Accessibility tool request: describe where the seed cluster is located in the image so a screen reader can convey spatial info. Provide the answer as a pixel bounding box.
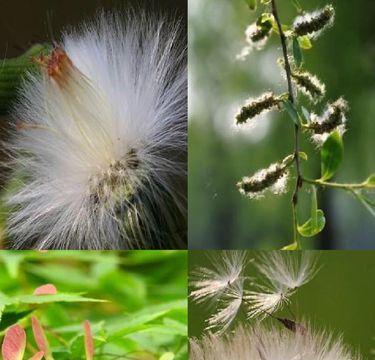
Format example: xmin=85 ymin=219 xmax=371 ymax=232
xmin=246 ymin=21 xmax=272 ymax=44
xmin=88 ymin=148 xmax=140 ymax=204
xmin=291 ymin=70 xmax=326 ymax=102
xmin=293 ymin=5 xmax=335 ymax=38
xmin=237 ymin=162 xmax=288 ymax=198
xmin=309 ymin=97 xmax=348 ymax=134
xmin=235 ymin=92 xmax=280 ymax=124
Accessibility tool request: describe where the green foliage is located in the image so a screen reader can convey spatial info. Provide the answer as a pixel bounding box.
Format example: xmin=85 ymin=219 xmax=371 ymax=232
xmin=0 ymin=251 xmax=187 ymax=359
xmin=320 ymin=130 xmax=344 ymax=181
xmin=0 ymin=44 xmax=51 ymax=114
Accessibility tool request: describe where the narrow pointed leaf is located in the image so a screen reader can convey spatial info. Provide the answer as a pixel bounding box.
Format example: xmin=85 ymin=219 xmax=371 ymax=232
xmin=83 ymin=320 xmax=94 ymax=360
xmin=298 ymin=35 xmax=312 ymax=50
xmin=282 ymin=242 xmax=298 ymax=250
xmin=283 ymin=99 xmax=300 ymax=125
xmin=244 ymin=0 xmax=257 ymax=10
xmin=293 ymin=37 xmax=303 ymax=67
xmin=1 ymin=324 xmax=26 ymax=360
xmin=31 ymin=316 xmax=52 ymax=360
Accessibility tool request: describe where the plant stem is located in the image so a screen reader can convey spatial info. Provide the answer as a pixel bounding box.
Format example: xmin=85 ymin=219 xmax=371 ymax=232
xmin=302 ymin=177 xmax=371 ymax=190
xmin=271 ymin=0 xmax=302 ymax=248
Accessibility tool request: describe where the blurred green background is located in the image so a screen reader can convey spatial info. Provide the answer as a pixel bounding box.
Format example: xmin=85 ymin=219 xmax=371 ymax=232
xmin=189 ymin=250 xmax=375 ymax=358
xmin=0 ymin=250 xmax=187 ymax=359
xmin=189 ymin=0 xmax=375 ymax=249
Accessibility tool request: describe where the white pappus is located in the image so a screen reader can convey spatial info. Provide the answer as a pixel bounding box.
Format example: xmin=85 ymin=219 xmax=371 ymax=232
xmin=5 ymin=11 xmax=187 ymax=249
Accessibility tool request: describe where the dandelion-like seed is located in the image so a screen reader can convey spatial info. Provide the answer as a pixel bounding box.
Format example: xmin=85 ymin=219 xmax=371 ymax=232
xmin=309 ymin=97 xmax=348 ymax=145
xmin=205 ymin=279 xmax=244 ymax=334
xmin=190 ymin=324 xmax=361 ymax=360
xmin=293 ymin=5 xmax=335 ymax=39
xmin=246 ymin=252 xmax=318 ymax=318
xmin=235 ymin=92 xmax=281 ymax=125
xmin=6 ymin=12 xmax=187 ymax=249
xmin=237 ymin=162 xmax=289 ymax=199
xmin=190 ymin=251 xmax=248 ymax=303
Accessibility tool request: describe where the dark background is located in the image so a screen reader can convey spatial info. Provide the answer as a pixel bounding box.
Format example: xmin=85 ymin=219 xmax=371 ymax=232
xmin=0 ymin=0 xmax=186 ymax=57
xmin=189 ymin=0 xmax=375 ymax=249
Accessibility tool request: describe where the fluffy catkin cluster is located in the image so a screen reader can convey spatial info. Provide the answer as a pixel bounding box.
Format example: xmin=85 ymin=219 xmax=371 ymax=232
xmin=190 ymin=324 xmax=361 ymax=360
xmin=308 ymin=97 xmax=348 ymax=145
xmin=235 ymin=92 xmax=280 ymax=125
xmin=291 ymin=69 xmax=326 ymax=102
xmin=293 ymin=5 xmax=335 ymax=39
xmin=6 ymin=12 xmax=187 ymax=249
xmin=237 ymin=161 xmax=289 ymax=199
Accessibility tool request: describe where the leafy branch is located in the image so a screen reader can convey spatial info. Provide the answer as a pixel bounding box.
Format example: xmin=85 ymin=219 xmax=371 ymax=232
xmin=236 ymin=0 xmax=374 ymax=249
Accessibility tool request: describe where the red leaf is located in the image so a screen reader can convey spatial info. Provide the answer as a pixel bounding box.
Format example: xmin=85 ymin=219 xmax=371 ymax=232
xmin=33 ymin=284 xmax=57 ymax=296
xmin=31 ymin=317 xmax=51 ymax=359
xmin=1 ymin=324 xmax=26 ymax=360
xmin=83 ymin=320 xmax=94 ymax=360
xmin=28 ymin=351 xmax=44 ymax=360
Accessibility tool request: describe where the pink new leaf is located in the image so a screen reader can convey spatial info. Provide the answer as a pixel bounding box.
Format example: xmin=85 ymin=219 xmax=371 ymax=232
xmin=1 ymin=324 xmax=26 ymax=360
xmin=83 ymin=320 xmax=94 ymax=360
xmin=31 ymin=317 xmax=52 ymax=360
xmin=33 ymin=284 xmax=57 ymax=296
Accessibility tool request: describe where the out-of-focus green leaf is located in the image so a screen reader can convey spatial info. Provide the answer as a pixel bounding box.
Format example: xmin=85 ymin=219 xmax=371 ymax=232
xmin=293 ymin=37 xmax=303 ymax=67
xmin=320 ymin=130 xmax=344 ymax=181
xmin=283 ymin=99 xmax=300 ymax=125
xmin=281 ymin=242 xmax=298 ymax=250
xmin=244 ymin=0 xmax=257 ymax=10
xmin=298 ymin=35 xmax=312 ymax=49
xmin=0 ymin=310 xmax=33 ymax=331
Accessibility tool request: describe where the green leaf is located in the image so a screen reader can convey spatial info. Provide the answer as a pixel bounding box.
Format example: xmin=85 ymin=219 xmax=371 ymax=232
xmin=283 ymin=100 xmax=300 ymax=125
xmin=292 ymin=37 xmax=303 ymax=67
xmin=0 ymin=310 xmax=33 ymax=332
xmin=365 ymin=173 xmax=375 ymax=187
xmin=301 ymin=106 xmax=310 ymax=123
xmin=160 ymin=353 xmax=175 ymax=360
xmin=282 ymin=242 xmax=298 ymax=250
xmin=4 ymin=293 xmax=106 ymax=306
xmin=298 ymin=152 xmax=308 ymax=161
xmin=244 ymin=0 xmax=257 ymax=10
xmin=298 ymin=35 xmax=312 ymax=50
xmin=298 ymin=209 xmax=326 ymax=237
xmin=320 ymin=130 xmax=344 ymax=181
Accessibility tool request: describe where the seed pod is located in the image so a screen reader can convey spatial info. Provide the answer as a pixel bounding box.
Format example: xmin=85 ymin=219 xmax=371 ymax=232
xmin=293 ymin=5 xmax=335 ymax=39
xmin=235 ymin=92 xmax=281 ymax=125
xmin=237 ymin=162 xmax=289 ymax=199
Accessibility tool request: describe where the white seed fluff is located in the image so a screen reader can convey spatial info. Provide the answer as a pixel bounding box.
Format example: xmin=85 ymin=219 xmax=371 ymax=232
xmin=190 ymin=324 xmax=361 ymax=360
xmin=6 ymin=12 xmax=187 ymax=249
xmin=190 ymin=251 xmax=249 ymax=304
xmin=246 ymin=252 xmax=318 ymax=318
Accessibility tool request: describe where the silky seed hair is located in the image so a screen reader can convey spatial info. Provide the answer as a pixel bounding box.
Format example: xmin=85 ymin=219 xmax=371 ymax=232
xmin=293 ymin=5 xmax=335 ymax=39
xmin=235 ymin=92 xmax=281 ymax=125
xmin=5 ymin=11 xmax=187 ymax=250
xmin=237 ymin=161 xmax=289 ymax=199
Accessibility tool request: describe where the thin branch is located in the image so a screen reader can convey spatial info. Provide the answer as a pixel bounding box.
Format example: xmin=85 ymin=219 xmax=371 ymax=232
xmin=302 ymin=177 xmax=372 ymax=190
xmin=271 ymin=0 xmax=302 ymax=248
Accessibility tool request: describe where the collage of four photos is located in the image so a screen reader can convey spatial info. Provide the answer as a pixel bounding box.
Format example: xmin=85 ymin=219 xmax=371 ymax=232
xmin=0 ymin=0 xmax=374 ymax=358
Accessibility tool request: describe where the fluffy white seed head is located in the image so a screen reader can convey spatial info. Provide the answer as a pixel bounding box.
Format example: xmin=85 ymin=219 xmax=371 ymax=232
xmin=190 ymin=251 xmax=249 ymax=304
xmin=245 ymin=252 xmax=319 ymax=318
xmin=5 ymin=11 xmax=187 ymax=249
xmin=190 ymin=324 xmax=361 ymax=360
